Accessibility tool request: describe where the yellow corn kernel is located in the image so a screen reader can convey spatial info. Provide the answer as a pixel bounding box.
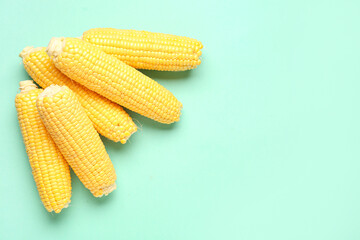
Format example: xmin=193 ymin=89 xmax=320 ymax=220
xmin=36 ymin=85 xmax=117 ymax=197
xmin=15 ymin=80 xmax=71 ymax=213
xmin=19 ymin=47 xmax=137 ymax=144
xmin=82 ymin=28 xmax=203 ymax=71
xmin=47 ymin=37 xmax=182 ymax=124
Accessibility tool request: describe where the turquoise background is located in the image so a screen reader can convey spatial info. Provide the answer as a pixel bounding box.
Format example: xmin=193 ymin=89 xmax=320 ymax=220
xmin=1 ymin=0 xmax=360 ymax=239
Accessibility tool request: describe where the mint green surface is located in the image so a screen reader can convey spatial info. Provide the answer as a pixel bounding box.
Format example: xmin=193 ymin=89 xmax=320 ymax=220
xmin=1 ymin=0 xmax=360 ymax=239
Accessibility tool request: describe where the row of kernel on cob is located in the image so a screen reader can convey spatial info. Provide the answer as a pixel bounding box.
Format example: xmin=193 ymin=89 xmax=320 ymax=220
xmin=16 ymin=28 xmax=203 ymax=213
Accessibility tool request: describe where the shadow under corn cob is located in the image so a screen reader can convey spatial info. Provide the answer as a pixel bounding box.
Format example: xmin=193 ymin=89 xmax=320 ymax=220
xmin=15 ymin=80 xmax=71 ymax=213
xmin=46 ymin=37 xmax=182 ymax=124
xmin=20 ymin=47 xmax=137 ymax=144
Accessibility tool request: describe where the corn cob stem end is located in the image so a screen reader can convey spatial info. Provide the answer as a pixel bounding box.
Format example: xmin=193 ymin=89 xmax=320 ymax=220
xmin=38 ymin=84 xmax=65 ymax=99
xmin=19 ymin=46 xmax=45 ymax=59
xmin=47 ymin=37 xmax=65 ymax=58
xmin=19 ymin=80 xmax=37 ymax=93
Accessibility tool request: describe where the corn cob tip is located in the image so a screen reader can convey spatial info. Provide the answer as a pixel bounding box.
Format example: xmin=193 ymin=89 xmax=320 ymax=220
xmin=19 ymin=46 xmax=45 ymax=59
xmin=38 ymin=84 xmax=65 ymax=99
xmin=100 ymin=183 xmax=116 ymax=197
xmin=54 ymin=200 xmax=70 ymax=213
xmin=46 ymin=37 xmax=65 ymax=58
xmin=19 ymin=80 xmax=37 ymax=93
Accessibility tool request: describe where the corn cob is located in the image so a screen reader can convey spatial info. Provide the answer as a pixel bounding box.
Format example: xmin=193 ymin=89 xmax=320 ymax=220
xmin=15 ymin=80 xmax=71 ymax=213
xmin=19 ymin=47 xmax=137 ymax=144
xmin=82 ymin=28 xmax=203 ymax=71
xmin=46 ymin=37 xmax=182 ymax=124
xmin=36 ymin=85 xmax=117 ymax=197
